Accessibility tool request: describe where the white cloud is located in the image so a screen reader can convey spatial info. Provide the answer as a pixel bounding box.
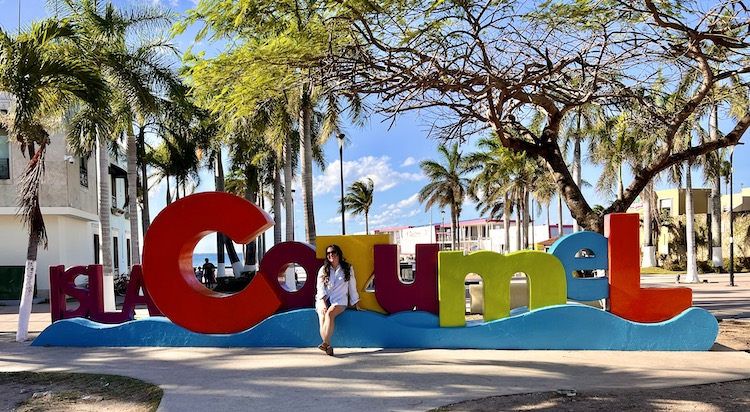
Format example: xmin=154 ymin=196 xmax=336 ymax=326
xmin=368 ymin=193 xmax=423 ymax=229
xmin=400 ymin=156 xmax=417 ymax=167
xmin=314 ymin=155 xmax=423 ymax=195
xmin=323 ymin=192 xmax=425 ymax=231
xmin=150 ymin=0 xmax=181 ymax=7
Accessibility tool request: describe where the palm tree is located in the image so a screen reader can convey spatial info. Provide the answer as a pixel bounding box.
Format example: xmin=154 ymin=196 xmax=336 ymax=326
xmin=702 ymin=80 xmax=748 ymax=267
xmin=341 ymin=178 xmax=375 ymax=234
xmin=467 ymin=134 xmax=547 ymax=251
xmin=55 ymin=0 xmax=180 ymax=305
xmin=558 ymin=104 xmax=603 ymax=233
xmin=419 ymin=143 xmax=473 ymax=251
xmin=146 ymin=118 xmax=203 ymax=204
xmin=225 ymin=116 xmax=282 ymax=273
xmin=178 ymin=0 xmax=367 ymax=247
xmin=532 ymin=173 xmax=557 ymax=240
xmin=0 ymin=19 xmax=108 ymax=341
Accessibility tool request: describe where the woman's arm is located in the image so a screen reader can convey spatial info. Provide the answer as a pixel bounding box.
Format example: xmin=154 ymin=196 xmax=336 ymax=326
xmin=315 ymin=266 xmax=327 ymax=302
xmin=348 ymin=266 xmax=361 ymax=308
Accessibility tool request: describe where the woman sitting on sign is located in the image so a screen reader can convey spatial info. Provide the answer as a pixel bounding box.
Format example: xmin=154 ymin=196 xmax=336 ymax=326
xmin=315 ymin=244 xmax=361 ymax=356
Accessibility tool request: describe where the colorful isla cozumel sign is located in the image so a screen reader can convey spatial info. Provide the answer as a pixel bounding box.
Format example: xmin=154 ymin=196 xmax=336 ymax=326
xmin=34 ymin=192 xmax=718 ymax=350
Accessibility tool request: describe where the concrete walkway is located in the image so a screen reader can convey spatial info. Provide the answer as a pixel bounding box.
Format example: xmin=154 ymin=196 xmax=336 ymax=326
xmin=1 ymin=272 xmax=749 ymax=412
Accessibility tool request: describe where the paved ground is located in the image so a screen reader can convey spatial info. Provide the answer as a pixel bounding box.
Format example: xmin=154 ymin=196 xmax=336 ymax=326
xmin=1 ymin=272 xmax=749 ymax=412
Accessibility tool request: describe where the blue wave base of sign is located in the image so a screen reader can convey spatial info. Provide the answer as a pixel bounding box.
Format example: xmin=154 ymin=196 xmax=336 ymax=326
xmin=32 ymin=304 xmax=718 ymax=351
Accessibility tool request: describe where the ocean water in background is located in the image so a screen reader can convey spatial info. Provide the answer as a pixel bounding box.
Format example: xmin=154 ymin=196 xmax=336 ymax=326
xmin=192 ymin=252 xmax=244 ymax=270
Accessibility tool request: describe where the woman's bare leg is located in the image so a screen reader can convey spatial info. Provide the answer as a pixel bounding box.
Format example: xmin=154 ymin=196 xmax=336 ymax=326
xmin=315 ymin=302 xmax=327 ymax=342
xmin=321 ymin=305 xmax=345 ymax=346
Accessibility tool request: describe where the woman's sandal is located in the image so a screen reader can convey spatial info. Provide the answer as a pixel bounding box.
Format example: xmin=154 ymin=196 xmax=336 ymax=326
xmin=317 ymin=342 xmax=329 ymax=352
xmin=325 ymin=345 xmax=334 ymax=356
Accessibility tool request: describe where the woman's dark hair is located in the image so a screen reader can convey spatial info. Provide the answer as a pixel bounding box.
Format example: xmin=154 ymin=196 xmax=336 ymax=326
xmin=323 ymin=244 xmax=351 ymax=284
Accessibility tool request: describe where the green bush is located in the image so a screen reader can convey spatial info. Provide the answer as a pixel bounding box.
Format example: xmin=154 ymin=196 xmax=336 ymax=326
xmin=696 ymin=260 xmax=722 ymax=274
xmin=663 ymin=258 xmax=686 ymax=272
xmin=722 ymin=257 xmax=750 ymax=272
xmin=739 ymin=257 xmax=750 ymax=272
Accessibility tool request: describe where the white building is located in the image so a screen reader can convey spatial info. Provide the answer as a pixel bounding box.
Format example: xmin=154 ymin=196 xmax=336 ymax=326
xmin=375 ymin=218 xmax=573 ymax=260
xmin=0 ymin=93 xmax=132 ymax=300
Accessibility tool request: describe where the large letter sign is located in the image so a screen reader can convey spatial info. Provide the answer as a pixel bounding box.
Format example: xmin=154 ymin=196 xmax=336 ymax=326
xmin=438 ymin=250 xmax=567 ymax=327
xmin=142 ymin=192 xmax=281 ymax=334
xmin=606 ymin=213 xmax=691 ymax=322
xmin=35 ymin=192 xmax=720 ymax=351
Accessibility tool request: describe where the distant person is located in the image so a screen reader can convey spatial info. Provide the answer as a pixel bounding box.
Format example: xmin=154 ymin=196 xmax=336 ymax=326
xmin=194 ymin=267 xmax=203 ymax=284
xmin=202 ymin=258 xmax=217 ymax=289
xmin=315 ymin=244 xmax=361 ymax=356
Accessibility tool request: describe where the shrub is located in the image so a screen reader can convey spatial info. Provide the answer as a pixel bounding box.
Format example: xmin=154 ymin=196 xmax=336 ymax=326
xmin=663 ymin=258 xmax=686 ymax=272
xmin=696 ymin=260 xmax=716 ymax=274
xmin=739 ymin=257 xmax=750 ymax=272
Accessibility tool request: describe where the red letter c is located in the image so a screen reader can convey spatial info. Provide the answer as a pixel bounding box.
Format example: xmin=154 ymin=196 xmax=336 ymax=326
xmin=142 ymin=192 xmax=280 ymax=334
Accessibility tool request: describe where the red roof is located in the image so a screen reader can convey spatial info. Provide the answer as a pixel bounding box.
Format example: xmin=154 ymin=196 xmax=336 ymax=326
xmin=537 ymin=236 xmax=561 ymax=246
xmin=374 ymin=225 xmax=413 ymax=233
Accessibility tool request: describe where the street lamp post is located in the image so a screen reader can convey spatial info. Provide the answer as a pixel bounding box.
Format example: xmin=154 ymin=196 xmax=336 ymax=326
xmin=729 ymin=146 xmax=736 ymax=286
xmin=337 ymin=133 xmax=346 ymax=235
xmin=290 ymin=189 xmax=295 ymax=241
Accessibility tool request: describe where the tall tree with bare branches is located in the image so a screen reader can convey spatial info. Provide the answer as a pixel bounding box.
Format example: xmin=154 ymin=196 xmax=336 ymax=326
xmin=333 ymin=0 xmax=750 ymax=232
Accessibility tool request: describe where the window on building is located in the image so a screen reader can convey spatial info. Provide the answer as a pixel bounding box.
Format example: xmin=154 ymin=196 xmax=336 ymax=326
xmin=79 ymin=157 xmax=88 ymax=187
xmin=659 ymin=198 xmax=672 ymax=218
xmin=113 ymin=236 xmax=119 ymax=274
xmin=0 ymin=127 xmax=9 ymax=180
xmin=109 ymin=165 xmax=127 ymax=212
xmin=93 ymin=234 xmax=100 ymax=264
xmin=126 ymin=238 xmax=131 ymax=268
xmin=111 ymin=173 xmax=118 ymax=208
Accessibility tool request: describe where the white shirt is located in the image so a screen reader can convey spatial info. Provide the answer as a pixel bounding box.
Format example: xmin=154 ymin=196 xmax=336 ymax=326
xmin=315 ymin=264 xmax=360 ymax=307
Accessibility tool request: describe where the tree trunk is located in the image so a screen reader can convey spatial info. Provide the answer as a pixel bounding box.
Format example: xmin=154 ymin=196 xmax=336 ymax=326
xmin=546 ymin=202 xmax=551 ymax=239
xmin=215 ymin=149 xmax=226 ymax=278
xmin=224 ymin=236 xmax=244 ymax=276
xmin=685 ymin=163 xmax=700 ymax=283
xmin=97 ymin=137 xmax=115 ymax=311
xmin=257 ymin=186 xmax=266 ymax=264
xmin=521 ymin=189 xmax=529 ymax=249
xmin=175 ymin=176 xmax=181 ymax=200
xmin=641 ymin=181 xmax=657 ymax=267
xmin=273 ymin=166 xmax=283 ymax=245
xmin=138 ymin=121 xmax=150 ymax=234
xmin=165 ymin=175 xmax=172 ymax=205
xmin=16 ymin=142 xmax=45 ymax=341
xmin=126 ymin=123 xmax=140 ymax=266
xmin=527 ymin=192 xmax=534 ymax=248
xmin=572 ymin=113 xmax=582 ymax=233
xmin=300 ymin=84 xmax=317 ymax=246
xmin=515 ymin=198 xmax=522 ymax=252
xmin=709 ymin=104 xmax=723 ymax=267
xmin=451 ymin=204 xmax=458 ymax=250
xmin=503 ymin=192 xmax=511 ymax=253
xmin=557 ymin=191 xmax=564 ymax=238
xmin=243 ymin=164 xmax=258 ymax=273
xmin=365 ymin=211 xmax=369 ymax=235
xmin=16 ymin=231 xmax=39 ymax=342
xmin=284 ymin=140 xmax=294 ymax=242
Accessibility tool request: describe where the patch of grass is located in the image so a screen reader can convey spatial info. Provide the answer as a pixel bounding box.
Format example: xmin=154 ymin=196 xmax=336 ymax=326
xmin=0 ymin=371 xmax=162 ymax=412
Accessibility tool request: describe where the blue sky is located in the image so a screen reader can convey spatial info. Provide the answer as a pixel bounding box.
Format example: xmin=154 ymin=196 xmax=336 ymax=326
xmin=3 ymin=0 xmax=749 ymax=253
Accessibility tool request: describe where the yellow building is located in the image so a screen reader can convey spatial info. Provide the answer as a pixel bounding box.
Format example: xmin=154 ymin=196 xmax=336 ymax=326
xmin=628 ymin=187 xmax=750 ymax=267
